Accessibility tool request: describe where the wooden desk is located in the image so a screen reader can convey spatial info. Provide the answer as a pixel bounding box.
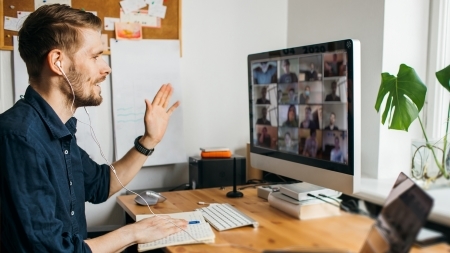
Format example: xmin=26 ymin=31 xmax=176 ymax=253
xmin=116 ymin=187 xmax=449 ymax=253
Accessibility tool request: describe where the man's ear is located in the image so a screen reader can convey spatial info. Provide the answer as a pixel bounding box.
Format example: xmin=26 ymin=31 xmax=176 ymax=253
xmin=47 ymin=49 xmax=64 ymax=75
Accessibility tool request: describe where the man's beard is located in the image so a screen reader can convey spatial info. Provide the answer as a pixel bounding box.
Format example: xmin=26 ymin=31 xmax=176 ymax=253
xmin=62 ymin=66 xmax=103 ymax=108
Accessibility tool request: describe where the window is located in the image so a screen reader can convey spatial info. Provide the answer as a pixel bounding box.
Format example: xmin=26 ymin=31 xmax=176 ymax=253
xmin=425 ymin=0 xmax=450 ymax=139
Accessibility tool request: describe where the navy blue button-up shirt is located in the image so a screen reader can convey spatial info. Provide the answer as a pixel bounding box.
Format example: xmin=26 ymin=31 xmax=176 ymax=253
xmin=0 ymin=86 xmax=111 ymax=252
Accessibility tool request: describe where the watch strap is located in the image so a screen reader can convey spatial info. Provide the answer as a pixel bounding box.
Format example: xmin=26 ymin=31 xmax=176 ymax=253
xmin=134 ymin=136 xmax=154 ymax=156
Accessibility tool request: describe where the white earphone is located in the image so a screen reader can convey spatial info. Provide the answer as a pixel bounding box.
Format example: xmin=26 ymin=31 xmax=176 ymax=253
xmin=55 ymin=61 xmax=65 ymax=75
xmin=55 ymin=60 xmax=75 ymax=114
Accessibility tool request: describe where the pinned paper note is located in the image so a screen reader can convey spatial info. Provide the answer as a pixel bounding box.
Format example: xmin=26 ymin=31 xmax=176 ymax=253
xmin=120 ymin=0 xmax=147 ymax=14
xmin=17 ymin=11 xmax=32 ymax=19
xmin=115 ymin=22 xmax=142 ymax=40
xmin=148 ymin=4 xmax=167 ymax=19
xmin=17 ymin=11 xmax=32 ymax=30
xmin=4 ymin=16 xmax=20 ymax=31
xmin=145 ymin=0 xmax=163 ymax=5
xmin=120 ymin=9 xmax=160 ymax=28
xmin=104 ymin=17 xmax=120 ymax=31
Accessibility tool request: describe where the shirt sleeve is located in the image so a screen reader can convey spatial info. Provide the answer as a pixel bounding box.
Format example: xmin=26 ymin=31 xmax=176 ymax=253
xmin=0 ymin=134 xmax=92 ymax=253
xmin=79 ymin=147 xmax=111 ymax=204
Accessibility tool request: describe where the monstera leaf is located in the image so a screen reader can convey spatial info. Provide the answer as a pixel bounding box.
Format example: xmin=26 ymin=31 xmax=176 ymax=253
xmin=375 ymin=64 xmax=427 ymax=131
xmin=436 ymin=64 xmax=450 ymax=92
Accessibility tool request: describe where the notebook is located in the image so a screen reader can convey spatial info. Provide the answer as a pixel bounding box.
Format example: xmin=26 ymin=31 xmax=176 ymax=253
xmin=136 ymin=211 xmax=215 ymax=252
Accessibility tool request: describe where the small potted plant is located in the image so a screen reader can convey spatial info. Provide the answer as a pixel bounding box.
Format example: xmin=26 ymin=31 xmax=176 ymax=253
xmin=375 ymin=64 xmax=450 ymax=185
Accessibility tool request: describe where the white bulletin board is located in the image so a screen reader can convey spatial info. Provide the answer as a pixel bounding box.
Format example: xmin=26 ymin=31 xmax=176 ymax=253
xmin=110 ymin=39 xmax=185 ymax=167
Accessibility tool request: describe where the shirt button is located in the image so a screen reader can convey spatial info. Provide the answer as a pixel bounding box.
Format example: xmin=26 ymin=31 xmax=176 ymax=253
xmin=71 ymin=211 xmax=74 ymax=216
xmin=64 ymin=150 xmax=69 ymax=155
xmin=69 ymin=181 xmax=72 ymax=186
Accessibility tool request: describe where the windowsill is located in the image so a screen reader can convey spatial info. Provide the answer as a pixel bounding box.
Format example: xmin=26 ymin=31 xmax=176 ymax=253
xmin=352 ymin=177 xmax=450 ymax=227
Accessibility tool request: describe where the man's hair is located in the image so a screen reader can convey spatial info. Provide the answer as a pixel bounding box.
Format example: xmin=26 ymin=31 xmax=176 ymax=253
xmin=283 ymin=59 xmax=290 ymax=65
xmin=18 ymin=4 xmax=102 ymax=81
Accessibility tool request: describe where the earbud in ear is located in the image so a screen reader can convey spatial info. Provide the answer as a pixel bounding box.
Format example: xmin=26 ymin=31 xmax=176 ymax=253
xmin=55 ymin=61 xmax=61 ymax=68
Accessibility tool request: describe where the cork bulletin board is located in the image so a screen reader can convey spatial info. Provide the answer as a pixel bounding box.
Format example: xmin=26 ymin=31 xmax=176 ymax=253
xmin=0 ymin=0 xmax=181 ymax=53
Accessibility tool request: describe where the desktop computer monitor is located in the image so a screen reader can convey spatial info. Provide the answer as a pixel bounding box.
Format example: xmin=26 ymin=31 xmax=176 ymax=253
xmin=248 ymin=39 xmax=361 ymax=194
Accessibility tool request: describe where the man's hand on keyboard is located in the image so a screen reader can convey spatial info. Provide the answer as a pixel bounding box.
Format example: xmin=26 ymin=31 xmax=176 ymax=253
xmin=132 ymin=215 xmax=188 ymax=244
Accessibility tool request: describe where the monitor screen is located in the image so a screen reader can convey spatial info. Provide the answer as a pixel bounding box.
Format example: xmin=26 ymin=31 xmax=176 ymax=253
xmin=248 ymin=39 xmax=361 ymax=194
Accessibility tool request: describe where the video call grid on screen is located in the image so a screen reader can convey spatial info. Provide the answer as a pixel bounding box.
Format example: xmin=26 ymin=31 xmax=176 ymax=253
xmin=249 ymin=40 xmax=355 ymax=173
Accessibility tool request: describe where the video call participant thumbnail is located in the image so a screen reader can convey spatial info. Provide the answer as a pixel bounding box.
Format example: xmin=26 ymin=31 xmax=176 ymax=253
xmin=256 ymin=86 xmax=271 ymax=104
xmin=281 ymin=105 xmax=299 ymax=128
xmin=256 ymin=126 xmax=277 ymax=149
xmin=256 ymin=107 xmax=271 ymax=125
xmin=279 ymin=59 xmax=298 ymax=83
xmin=253 ymin=61 xmax=277 ymax=84
xmin=324 ymin=81 xmax=341 ymax=102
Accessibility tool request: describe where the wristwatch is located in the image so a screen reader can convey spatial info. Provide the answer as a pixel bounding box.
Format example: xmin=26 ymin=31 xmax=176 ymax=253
xmin=134 ymin=136 xmax=154 ymax=156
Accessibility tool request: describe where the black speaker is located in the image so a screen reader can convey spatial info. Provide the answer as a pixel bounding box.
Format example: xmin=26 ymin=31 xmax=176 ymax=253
xmin=189 ymin=155 xmax=246 ymax=189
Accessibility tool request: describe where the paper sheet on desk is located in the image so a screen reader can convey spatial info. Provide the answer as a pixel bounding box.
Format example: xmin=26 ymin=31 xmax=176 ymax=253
xmin=136 ymin=211 xmax=215 ymax=251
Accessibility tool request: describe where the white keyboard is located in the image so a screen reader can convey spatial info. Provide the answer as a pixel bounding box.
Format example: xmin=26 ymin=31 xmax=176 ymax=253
xmin=196 ymin=203 xmax=259 ymax=231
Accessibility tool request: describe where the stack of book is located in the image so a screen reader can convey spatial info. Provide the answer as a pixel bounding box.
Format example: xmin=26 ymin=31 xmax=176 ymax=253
xmin=268 ymin=182 xmax=341 ymax=220
xmin=200 ymin=147 xmax=232 ymax=158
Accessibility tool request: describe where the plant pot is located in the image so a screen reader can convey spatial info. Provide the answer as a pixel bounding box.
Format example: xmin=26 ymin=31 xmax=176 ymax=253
xmin=411 ymin=139 xmax=450 ymax=189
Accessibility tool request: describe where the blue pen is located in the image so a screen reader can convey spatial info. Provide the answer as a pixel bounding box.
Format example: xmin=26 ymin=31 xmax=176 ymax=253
xmin=188 ymin=220 xmax=200 ymax=224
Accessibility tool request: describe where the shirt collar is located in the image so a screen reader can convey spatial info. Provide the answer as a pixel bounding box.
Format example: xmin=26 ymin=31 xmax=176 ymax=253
xmin=24 ymin=86 xmax=77 ymax=139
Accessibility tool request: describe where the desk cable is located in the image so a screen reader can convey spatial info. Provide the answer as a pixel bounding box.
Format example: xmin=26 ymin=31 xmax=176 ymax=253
xmin=307 ymin=193 xmax=372 ymax=218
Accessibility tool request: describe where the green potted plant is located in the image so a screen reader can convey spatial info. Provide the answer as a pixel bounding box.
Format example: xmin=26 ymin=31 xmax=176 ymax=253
xmin=375 ymin=64 xmax=450 ymax=183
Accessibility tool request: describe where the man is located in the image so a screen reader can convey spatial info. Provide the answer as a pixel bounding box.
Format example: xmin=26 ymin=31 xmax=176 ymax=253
xmin=324 ymin=112 xmax=339 ymax=130
xmin=300 ymin=106 xmax=317 ymax=129
xmin=279 ymin=59 xmax=298 ymax=83
xmin=303 ymin=129 xmax=317 ymax=158
xmin=325 ymin=53 xmax=340 ymax=77
xmin=253 ymin=61 xmax=277 ymax=84
xmin=256 ymin=86 xmax=271 ymax=104
xmin=287 ymin=88 xmax=298 ymax=104
xmin=257 ymin=127 xmax=272 ymax=148
xmin=256 ymin=107 xmax=271 ymax=125
xmin=305 ymin=63 xmax=318 ymax=81
xmin=330 ymin=136 xmax=344 ymax=163
xmin=0 ymin=4 xmax=187 ymax=252
xmin=299 ymin=85 xmax=310 ymax=104
xmin=324 ymin=81 xmax=341 ymax=102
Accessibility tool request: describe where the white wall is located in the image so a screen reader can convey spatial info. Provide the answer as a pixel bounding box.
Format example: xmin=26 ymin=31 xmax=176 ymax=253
xmin=0 ymin=0 xmax=288 ymax=228
xmin=287 ymin=0 xmax=429 ymax=179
